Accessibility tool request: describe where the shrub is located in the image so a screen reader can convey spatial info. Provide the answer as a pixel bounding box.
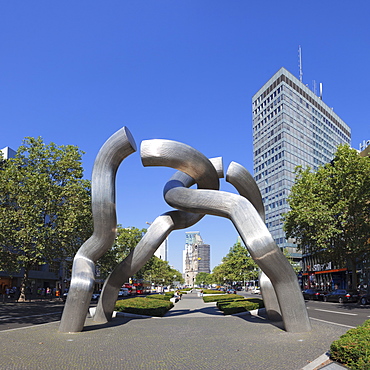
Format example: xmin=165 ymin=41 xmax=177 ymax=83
xmin=146 ymin=294 xmax=167 ymax=301
xmin=146 ymin=293 xmax=173 ymax=301
xmin=114 ymin=297 xmax=173 ymax=317
xmin=216 ymin=299 xmax=247 ymax=309
xmin=330 ymin=319 xmax=370 ymax=369
xmin=201 ymin=289 xmax=224 ymax=294
xmin=203 ymin=294 xmax=240 ymax=303
xmin=219 ymin=299 xmax=263 ymax=315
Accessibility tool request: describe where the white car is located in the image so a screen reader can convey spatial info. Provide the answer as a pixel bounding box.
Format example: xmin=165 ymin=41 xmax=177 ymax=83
xmin=251 ymin=287 xmax=261 ymax=294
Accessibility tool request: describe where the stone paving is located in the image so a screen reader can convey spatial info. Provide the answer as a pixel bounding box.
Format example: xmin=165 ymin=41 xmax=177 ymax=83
xmin=0 ymin=291 xmax=349 ymax=369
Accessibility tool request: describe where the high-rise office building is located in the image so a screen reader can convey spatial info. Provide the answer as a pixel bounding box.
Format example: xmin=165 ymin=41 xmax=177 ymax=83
xmin=1 ymin=147 xmax=16 ymax=159
xmin=183 ymin=231 xmax=210 ymax=286
xmin=252 ymin=67 xmax=351 ymax=260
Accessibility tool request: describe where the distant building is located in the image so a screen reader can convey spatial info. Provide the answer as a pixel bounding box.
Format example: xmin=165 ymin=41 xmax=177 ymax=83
xmin=252 ymin=67 xmax=351 ymax=288
xmin=1 ymin=146 xmax=16 ymax=159
xmin=183 ymin=231 xmax=210 ymax=286
xmin=154 ymin=238 xmax=168 ymax=261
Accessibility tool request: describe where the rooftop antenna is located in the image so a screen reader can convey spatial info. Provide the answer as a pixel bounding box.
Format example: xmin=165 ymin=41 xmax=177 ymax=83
xmin=319 ymin=83 xmax=323 ymax=100
xmin=312 ymin=80 xmax=317 ymax=95
xmin=298 ymin=45 xmax=303 ymax=82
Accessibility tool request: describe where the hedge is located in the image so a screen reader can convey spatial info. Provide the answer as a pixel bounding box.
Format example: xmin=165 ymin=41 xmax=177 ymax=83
xmin=114 ymin=297 xmax=173 ymax=317
xmin=146 ymin=292 xmax=174 ymax=301
xmin=217 ymin=298 xmax=264 ymax=315
xmin=330 ymin=319 xmax=370 ymax=369
xmin=202 ymin=294 xmax=241 ymax=303
xmin=201 ymin=289 xmax=225 ymax=295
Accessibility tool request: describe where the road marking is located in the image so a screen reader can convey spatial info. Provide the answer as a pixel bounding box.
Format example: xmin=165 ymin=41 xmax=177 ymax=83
xmin=0 ymin=312 xmax=62 ymax=321
xmin=310 ymin=317 xmax=355 ymax=329
xmin=314 ymin=308 xmax=358 ymax=316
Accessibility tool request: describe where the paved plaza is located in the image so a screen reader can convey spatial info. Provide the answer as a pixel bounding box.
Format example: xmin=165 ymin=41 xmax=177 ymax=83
xmin=0 ymin=292 xmax=349 ymax=369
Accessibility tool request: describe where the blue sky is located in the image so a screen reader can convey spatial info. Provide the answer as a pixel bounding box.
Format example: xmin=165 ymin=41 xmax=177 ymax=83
xmin=1 ymin=2 xmax=369 ymax=272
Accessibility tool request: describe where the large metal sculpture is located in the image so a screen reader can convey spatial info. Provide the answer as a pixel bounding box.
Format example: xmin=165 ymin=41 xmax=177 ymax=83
xmin=59 ymin=127 xmax=311 ymax=334
xmin=93 ymin=146 xmax=224 ymax=323
xmin=59 ymin=127 xmax=136 ymax=333
xmin=142 ymin=140 xmax=311 ymax=333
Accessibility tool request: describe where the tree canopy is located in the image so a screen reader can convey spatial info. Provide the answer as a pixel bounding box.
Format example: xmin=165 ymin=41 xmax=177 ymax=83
xmin=139 ymin=256 xmax=184 ymax=286
xmin=97 ymin=225 xmax=184 ymax=286
xmin=0 ymin=137 xmax=93 ymax=299
xmin=195 ymin=272 xmax=213 ymax=286
xmin=284 ymin=144 xmax=370 ymax=288
xmin=211 ymin=240 xmax=259 ymax=285
xmin=97 ymin=226 xmax=146 ymax=277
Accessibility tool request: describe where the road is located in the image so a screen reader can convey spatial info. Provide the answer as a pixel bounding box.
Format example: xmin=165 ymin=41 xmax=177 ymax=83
xmin=242 ymin=290 xmax=370 ymax=329
xmin=0 ymin=293 xmax=369 ymax=332
xmin=306 ymin=299 xmax=370 ymax=328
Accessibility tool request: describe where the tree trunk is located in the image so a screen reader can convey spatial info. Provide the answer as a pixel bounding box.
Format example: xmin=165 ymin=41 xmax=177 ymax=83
xmin=18 ymin=268 xmax=29 ymax=302
xmin=349 ymin=257 xmax=358 ymax=291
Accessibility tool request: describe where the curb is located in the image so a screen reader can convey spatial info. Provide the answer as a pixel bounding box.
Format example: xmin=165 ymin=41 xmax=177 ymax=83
xmin=301 ymin=352 xmax=330 ymax=370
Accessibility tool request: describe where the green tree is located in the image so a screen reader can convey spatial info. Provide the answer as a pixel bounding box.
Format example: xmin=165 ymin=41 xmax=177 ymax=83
xmin=284 ymin=144 xmax=370 ymax=289
xmin=211 ymin=241 xmax=259 ymax=286
xmin=0 ymin=137 xmax=93 ymax=300
xmin=195 ymin=272 xmax=212 ymax=286
xmin=97 ymin=226 xmax=146 ymax=277
xmin=140 ymin=256 xmax=183 ymax=286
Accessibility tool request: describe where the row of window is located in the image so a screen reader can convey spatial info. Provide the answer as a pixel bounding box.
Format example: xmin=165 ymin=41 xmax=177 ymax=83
xmin=253 ymin=86 xmax=283 ymax=111
xmin=254 ymin=78 xmax=350 ymax=143
xmin=255 ymin=151 xmax=284 ymax=173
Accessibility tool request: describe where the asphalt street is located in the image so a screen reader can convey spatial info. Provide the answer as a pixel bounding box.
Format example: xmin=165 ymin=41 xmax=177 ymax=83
xmin=0 ymin=291 xmax=362 ymax=369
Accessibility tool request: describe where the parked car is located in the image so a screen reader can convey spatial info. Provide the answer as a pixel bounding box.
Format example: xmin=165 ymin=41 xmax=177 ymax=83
xmin=63 ymin=291 xmax=100 ymax=302
xmin=302 ymin=289 xmax=317 ymax=300
xmin=118 ymin=288 xmax=130 ymax=297
xmin=315 ymin=290 xmax=330 ymax=301
xmin=323 ymin=289 xmax=360 ymax=303
xmin=359 ymin=293 xmax=370 ymax=305
xmin=227 ymin=288 xmax=236 ymax=294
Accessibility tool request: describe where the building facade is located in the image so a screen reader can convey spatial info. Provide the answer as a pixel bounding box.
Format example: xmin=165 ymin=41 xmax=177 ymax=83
xmin=154 ymin=238 xmax=168 ymax=261
xmin=183 ymin=231 xmax=210 ymax=286
xmin=252 ymin=67 xmax=351 ymax=286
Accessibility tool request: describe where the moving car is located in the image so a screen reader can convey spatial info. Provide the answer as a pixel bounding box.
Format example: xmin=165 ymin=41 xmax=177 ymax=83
xmin=323 ymin=289 xmax=359 ymax=303
xmin=251 ymin=287 xmax=261 ymax=294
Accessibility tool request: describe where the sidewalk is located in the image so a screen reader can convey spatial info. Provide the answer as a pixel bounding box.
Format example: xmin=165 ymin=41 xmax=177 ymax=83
xmin=0 ymin=291 xmax=349 ymax=369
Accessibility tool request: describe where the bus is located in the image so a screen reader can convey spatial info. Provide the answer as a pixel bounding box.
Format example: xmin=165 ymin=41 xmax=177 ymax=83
xmin=123 ymin=281 xmax=151 ymax=295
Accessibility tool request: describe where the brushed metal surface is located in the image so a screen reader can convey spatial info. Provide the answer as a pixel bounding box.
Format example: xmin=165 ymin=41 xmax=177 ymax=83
xmin=226 ymin=161 xmax=282 ymax=321
xmin=59 ymin=127 xmax=136 ymax=333
xmin=163 ymin=184 xmax=311 ymax=332
xmin=93 ymin=140 xmax=223 ymax=323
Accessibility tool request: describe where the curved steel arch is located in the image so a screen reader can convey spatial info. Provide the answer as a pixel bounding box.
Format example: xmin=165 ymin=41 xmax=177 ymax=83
xmin=59 ymin=127 xmax=136 ymax=333
xmin=58 ymin=129 xmax=310 ymax=334
xmin=93 ymin=145 xmax=223 ymax=324
xmin=142 ymin=159 xmax=311 ymax=333
xmin=226 ymin=161 xmax=282 ymax=321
